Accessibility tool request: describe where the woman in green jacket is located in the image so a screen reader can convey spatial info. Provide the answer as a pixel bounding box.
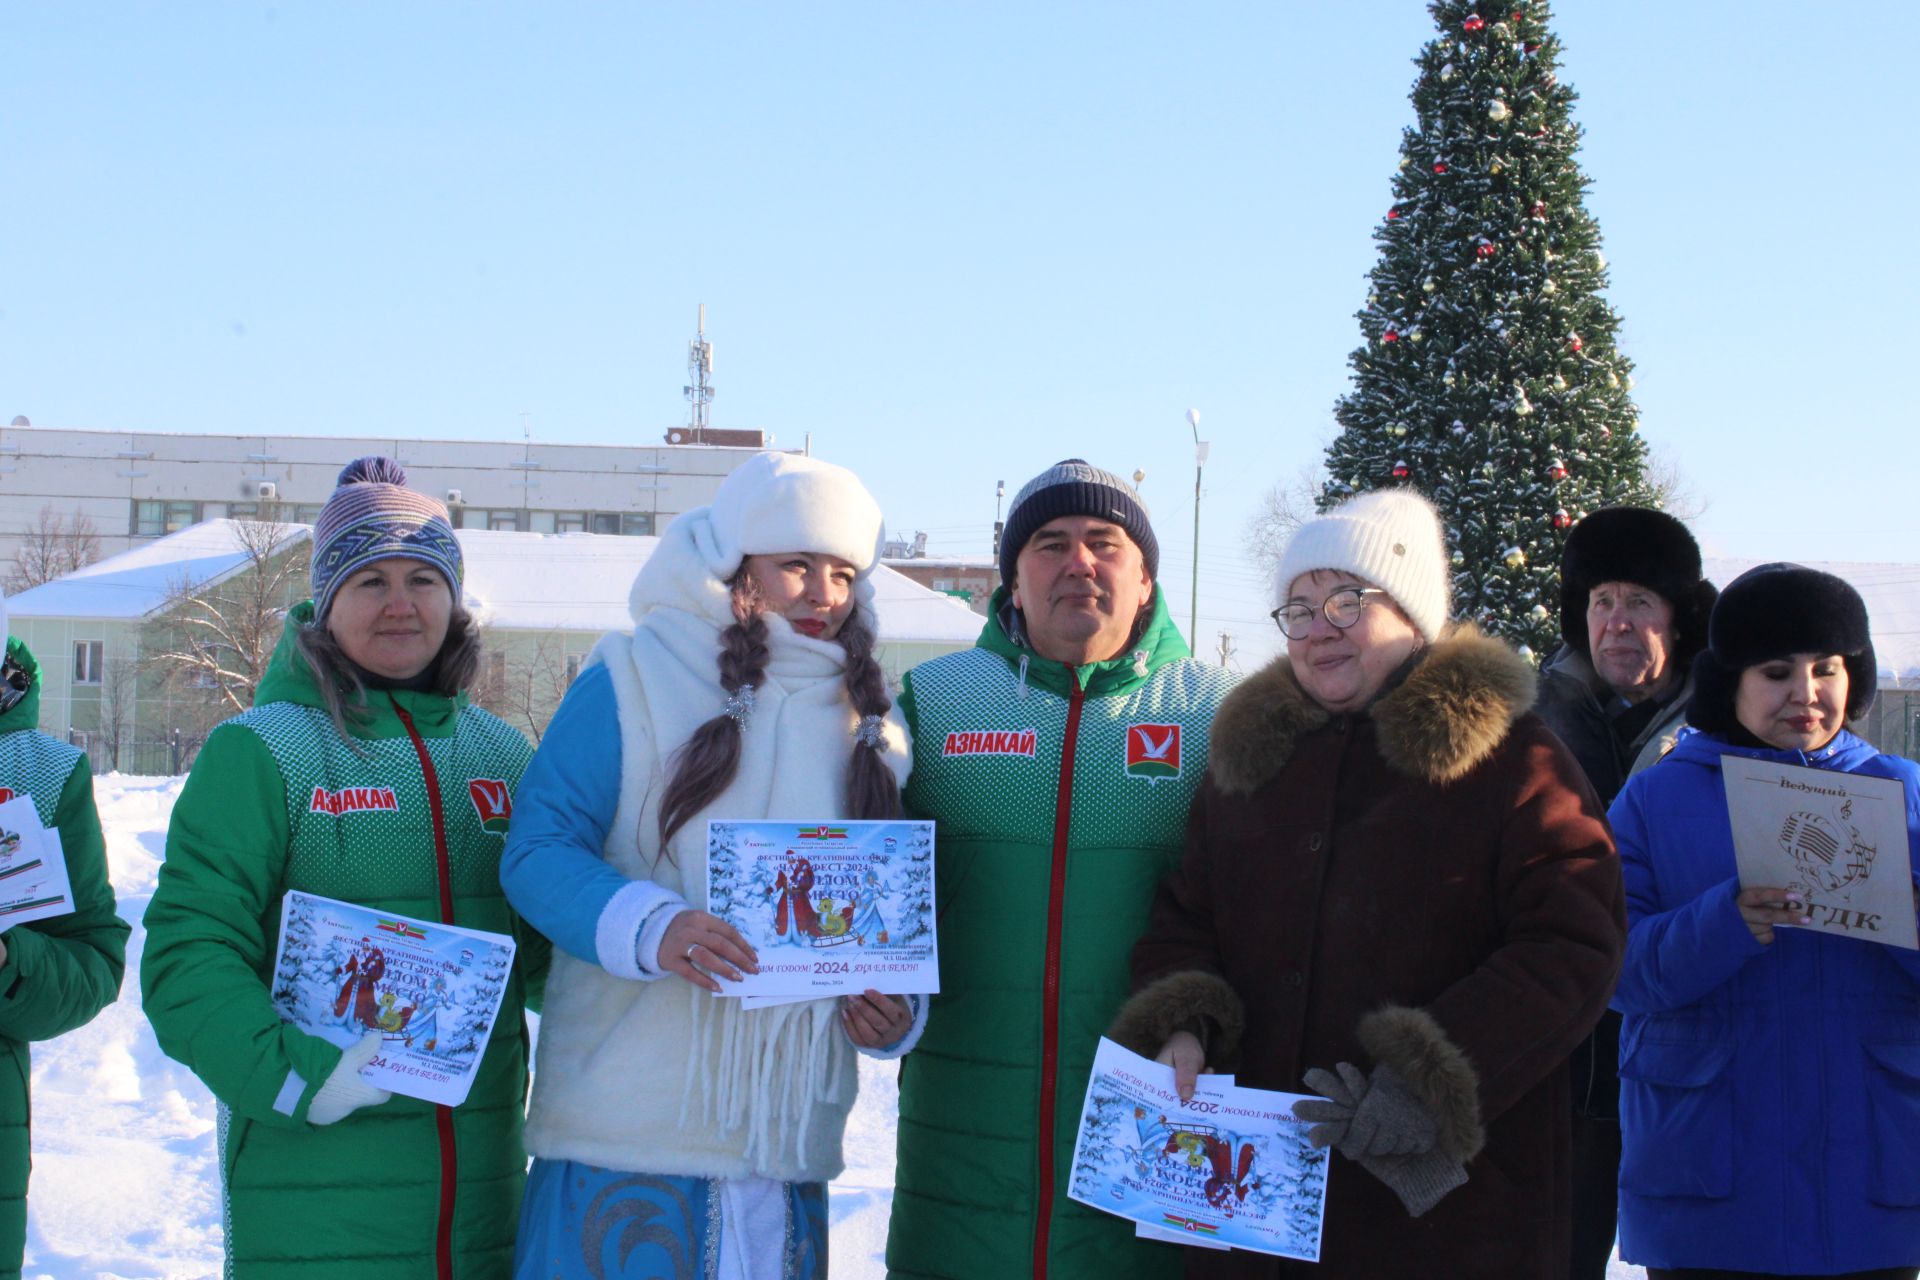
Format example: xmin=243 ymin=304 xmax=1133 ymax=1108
xmin=0 ymin=591 xmax=129 ymax=1280
xmin=142 ymin=459 xmax=546 ymax=1280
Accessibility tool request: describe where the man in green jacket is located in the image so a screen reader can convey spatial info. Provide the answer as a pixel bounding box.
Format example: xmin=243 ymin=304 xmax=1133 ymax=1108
xmin=886 ymin=460 xmax=1238 ymax=1280
xmin=0 ymin=595 xmax=130 ymax=1280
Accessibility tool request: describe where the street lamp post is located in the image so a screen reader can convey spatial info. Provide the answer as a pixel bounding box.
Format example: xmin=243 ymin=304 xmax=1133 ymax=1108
xmin=1186 ymin=408 xmax=1208 ymax=645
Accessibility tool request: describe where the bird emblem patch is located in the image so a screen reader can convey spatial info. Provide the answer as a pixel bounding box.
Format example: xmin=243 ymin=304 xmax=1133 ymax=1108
xmin=1125 ymin=723 xmax=1182 ymax=783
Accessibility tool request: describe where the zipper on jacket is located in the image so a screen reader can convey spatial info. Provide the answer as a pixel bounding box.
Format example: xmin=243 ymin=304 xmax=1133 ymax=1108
xmin=393 ymin=699 xmax=459 ymax=1280
xmin=1033 ymin=669 xmax=1085 ymax=1280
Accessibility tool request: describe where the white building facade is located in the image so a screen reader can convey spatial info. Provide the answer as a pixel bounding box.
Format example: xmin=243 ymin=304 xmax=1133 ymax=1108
xmin=0 ymin=421 xmax=786 ymax=580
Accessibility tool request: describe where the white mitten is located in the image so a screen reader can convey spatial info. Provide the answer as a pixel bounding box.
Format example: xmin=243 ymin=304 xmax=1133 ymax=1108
xmin=307 ymin=1031 xmax=393 ymax=1126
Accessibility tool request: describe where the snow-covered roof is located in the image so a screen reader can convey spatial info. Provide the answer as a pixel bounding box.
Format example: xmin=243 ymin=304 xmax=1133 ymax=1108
xmin=1702 ymin=558 xmax=1920 ymax=686
xmin=6 ymin=520 xmax=311 ymax=621
xmin=454 ymin=529 xmax=983 ymax=642
xmin=9 ymin=521 xmax=984 ymax=645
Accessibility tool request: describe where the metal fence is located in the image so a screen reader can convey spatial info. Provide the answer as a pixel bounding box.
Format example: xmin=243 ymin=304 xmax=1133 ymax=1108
xmin=65 ymin=730 xmax=199 ymax=777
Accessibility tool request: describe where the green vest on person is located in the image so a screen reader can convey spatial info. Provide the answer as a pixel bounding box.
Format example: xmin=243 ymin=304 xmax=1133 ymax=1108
xmin=887 ymin=589 xmax=1238 ymax=1280
xmin=142 ymin=605 xmax=545 ymax=1280
xmin=0 ymin=636 xmax=128 ymax=1280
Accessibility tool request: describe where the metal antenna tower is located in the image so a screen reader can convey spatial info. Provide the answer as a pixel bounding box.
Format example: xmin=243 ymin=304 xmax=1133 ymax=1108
xmin=684 ymin=304 xmax=715 ymax=440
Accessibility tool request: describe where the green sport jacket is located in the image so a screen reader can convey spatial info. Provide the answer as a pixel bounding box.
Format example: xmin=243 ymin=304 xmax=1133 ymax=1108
xmin=142 ymin=605 xmax=544 ymax=1280
xmin=886 ymin=589 xmax=1237 ymax=1280
xmin=0 ymin=637 xmax=128 ymax=1280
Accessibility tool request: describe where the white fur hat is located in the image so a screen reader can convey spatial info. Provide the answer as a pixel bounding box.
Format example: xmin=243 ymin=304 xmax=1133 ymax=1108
xmin=1275 ymin=489 xmax=1451 ymax=643
xmin=707 ymin=452 xmax=884 ymax=575
xmin=0 ymin=585 xmax=8 ymax=655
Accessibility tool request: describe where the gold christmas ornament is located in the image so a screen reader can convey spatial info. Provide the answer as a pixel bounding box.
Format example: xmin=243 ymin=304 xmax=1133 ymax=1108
xmin=1489 ymin=99 xmax=1512 ymax=122
xmin=1504 ymin=546 xmax=1527 ymax=568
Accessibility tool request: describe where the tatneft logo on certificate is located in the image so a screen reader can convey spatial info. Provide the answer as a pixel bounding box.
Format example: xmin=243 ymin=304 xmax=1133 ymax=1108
xmin=704 ymin=819 xmax=937 ymax=1007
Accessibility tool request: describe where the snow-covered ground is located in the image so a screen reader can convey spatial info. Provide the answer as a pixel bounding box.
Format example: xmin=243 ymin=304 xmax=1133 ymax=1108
xmin=21 ymin=774 xmax=1643 ymax=1279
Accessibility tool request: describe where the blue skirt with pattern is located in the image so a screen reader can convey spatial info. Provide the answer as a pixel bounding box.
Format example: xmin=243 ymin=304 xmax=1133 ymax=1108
xmin=513 ymin=1157 xmax=827 ymax=1280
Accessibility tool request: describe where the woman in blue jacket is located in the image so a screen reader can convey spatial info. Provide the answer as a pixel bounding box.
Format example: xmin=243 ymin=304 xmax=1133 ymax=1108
xmin=1611 ymin=563 xmax=1920 ymax=1280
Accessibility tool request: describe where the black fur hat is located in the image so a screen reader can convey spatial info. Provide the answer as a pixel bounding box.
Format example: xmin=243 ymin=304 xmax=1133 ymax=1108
xmin=1559 ymin=506 xmax=1717 ymax=668
xmin=1686 ymin=563 xmax=1877 ymax=737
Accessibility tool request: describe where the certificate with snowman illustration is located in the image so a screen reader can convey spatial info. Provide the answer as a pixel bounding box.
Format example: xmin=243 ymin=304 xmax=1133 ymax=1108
xmin=703 ymin=819 xmax=937 ymax=999
xmin=270 ymin=891 xmax=519 ymax=1106
xmin=0 ymin=795 xmax=75 ymax=930
xmin=1722 ymin=758 xmax=1918 ymax=950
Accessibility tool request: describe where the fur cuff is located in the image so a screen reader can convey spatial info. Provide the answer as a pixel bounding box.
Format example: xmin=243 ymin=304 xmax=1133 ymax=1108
xmin=1108 ymin=970 xmax=1246 ymax=1071
xmin=1357 ymin=1005 xmax=1484 ymax=1163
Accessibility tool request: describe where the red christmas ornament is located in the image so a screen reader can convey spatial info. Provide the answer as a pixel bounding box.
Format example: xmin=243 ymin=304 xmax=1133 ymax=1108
xmin=1526 ymin=41 xmax=1540 ymax=52
xmin=1476 ymin=241 xmax=1498 ymax=259
xmin=1512 ymin=10 xmax=1524 ymax=21
xmin=1387 ymin=207 xmax=1401 ymax=220
xmin=1392 ymin=461 xmax=1411 ymax=480
xmin=1552 ymin=508 xmax=1572 ymax=530
xmin=1568 ymin=333 xmax=1584 ymax=352
xmin=1383 ymin=329 xmax=1400 ymax=343
xmin=1530 ymin=200 xmax=1547 ymax=219
xmin=1433 ymin=162 xmax=1449 ymax=174
xmin=1548 ymin=459 xmax=1568 ymax=481
xmin=1463 ymin=13 xmax=1486 ymax=31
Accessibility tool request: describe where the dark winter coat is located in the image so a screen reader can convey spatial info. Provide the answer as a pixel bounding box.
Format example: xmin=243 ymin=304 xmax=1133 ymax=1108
xmin=0 ymin=638 xmax=128 ymax=1280
xmin=1116 ymin=628 xmax=1625 ymax=1279
xmin=1536 ymin=643 xmax=1693 ymax=1124
xmin=1610 ymin=728 xmax=1920 ymax=1274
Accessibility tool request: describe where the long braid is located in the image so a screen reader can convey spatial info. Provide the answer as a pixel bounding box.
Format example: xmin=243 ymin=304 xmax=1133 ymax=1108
xmin=838 ymin=608 xmax=902 ymax=821
xmin=656 ymin=577 xmax=771 ymax=853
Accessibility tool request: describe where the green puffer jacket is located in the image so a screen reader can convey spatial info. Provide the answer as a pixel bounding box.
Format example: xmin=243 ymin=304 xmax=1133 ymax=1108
xmin=0 ymin=638 xmax=128 ymax=1280
xmin=886 ymin=589 xmax=1238 ymax=1280
xmin=142 ymin=605 xmax=546 ymax=1280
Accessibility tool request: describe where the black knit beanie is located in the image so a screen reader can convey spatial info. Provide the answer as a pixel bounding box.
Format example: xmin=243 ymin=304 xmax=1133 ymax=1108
xmin=1559 ymin=506 xmax=1717 ymax=669
xmin=999 ymin=459 xmax=1158 ymax=586
xmin=1686 ymin=563 xmax=1877 ymax=736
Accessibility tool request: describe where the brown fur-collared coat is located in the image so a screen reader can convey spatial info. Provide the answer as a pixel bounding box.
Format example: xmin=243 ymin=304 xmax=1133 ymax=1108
xmin=1114 ymin=628 xmax=1625 ymax=1279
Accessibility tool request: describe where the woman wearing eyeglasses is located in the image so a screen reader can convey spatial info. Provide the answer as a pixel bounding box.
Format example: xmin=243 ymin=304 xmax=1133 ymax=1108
xmin=1111 ymin=489 xmax=1624 ymax=1278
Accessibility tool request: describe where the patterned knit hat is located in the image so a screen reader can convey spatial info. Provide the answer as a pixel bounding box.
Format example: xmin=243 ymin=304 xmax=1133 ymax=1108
xmin=999 ymin=459 xmax=1158 ymax=586
xmin=310 ymin=457 xmax=463 ymax=619
xmin=1275 ymin=489 xmax=1451 ymax=643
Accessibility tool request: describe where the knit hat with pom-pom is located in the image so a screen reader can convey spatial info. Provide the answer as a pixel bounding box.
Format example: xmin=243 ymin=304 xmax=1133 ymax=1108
xmin=310 ymin=457 xmax=463 ymax=619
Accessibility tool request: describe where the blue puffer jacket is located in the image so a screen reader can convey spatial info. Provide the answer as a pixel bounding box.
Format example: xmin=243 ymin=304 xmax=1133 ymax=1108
xmin=1610 ymin=727 xmax=1920 ymax=1274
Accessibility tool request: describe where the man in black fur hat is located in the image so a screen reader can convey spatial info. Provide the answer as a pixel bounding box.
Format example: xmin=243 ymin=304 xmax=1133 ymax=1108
xmin=1537 ymin=505 xmax=1718 ymax=1280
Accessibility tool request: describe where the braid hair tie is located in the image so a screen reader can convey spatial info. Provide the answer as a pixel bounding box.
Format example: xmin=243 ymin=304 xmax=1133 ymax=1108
xmin=854 ymin=713 xmax=886 ymax=749
xmin=723 ymin=683 xmax=757 ymax=729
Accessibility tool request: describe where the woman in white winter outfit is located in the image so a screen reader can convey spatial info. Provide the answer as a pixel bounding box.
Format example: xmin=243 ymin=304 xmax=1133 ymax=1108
xmin=499 ymin=453 xmax=917 ymax=1280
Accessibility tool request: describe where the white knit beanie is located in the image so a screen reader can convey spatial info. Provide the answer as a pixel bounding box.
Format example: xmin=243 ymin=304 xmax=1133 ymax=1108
xmin=1275 ymin=490 xmax=1451 ymax=643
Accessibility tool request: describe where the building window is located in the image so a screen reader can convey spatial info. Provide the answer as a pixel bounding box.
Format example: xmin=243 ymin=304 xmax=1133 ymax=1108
xmin=486 ymin=510 xmax=522 ymax=532
xmin=73 ymin=640 xmax=105 ymax=684
xmin=133 ymin=499 xmax=199 ymax=537
xmin=294 ymin=504 xmax=324 ymax=524
xmin=590 ymin=513 xmax=653 ymax=536
xmin=556 ymin=511 xmax=588 ymax=534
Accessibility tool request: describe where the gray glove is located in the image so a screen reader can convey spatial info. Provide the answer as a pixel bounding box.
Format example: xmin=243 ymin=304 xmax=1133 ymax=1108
xmin=1293 ymin=1061 xmax=1436 ymax=1156
xmin=1350 ymin=1148 xmax=1469 ymax=1219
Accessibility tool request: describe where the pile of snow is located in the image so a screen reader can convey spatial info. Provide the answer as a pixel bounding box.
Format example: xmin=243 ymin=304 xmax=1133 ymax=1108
xmin=20 ymin=775 xmax=1639 ymax=1279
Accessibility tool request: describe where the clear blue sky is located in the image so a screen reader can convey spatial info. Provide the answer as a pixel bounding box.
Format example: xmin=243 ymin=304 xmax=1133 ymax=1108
xmin=6 ymin=2 xmax=1915 ymax=669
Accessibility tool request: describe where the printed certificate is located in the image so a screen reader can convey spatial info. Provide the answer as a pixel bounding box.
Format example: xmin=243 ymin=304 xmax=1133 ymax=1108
xmin=1722 ymin=758 xmax=1919 ymax=950
xmin=1069 ymin=1038 xmax=1330 ymax=1260
xmin=272 ymin=891 xmax=519 ymax=1106
xmin=0 ymin=795 xmax=75 ymax=930
xmin=704 ymin=819 xmax=936 ymax=999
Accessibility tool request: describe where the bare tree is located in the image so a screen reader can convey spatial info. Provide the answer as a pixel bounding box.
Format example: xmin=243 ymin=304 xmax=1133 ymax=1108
xmin=95 ymin=657 xmax=139 ymax=772
xmin=1244 ymin=464 xmax=1329 ymax=581
xmin=140 ymin=518 xmax=310 ymax=718
xmin=6 ymin=505 xmax=101 ymax=592
xmin=1644 ymin=447 xmax=1706 ymax=524
xmin=471 ymin=629 xmax=576 ymax=745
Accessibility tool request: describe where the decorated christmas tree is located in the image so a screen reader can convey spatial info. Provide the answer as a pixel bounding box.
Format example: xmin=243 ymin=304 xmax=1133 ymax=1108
xmin=1324 ymin=0 xmax=1654 ymax=656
